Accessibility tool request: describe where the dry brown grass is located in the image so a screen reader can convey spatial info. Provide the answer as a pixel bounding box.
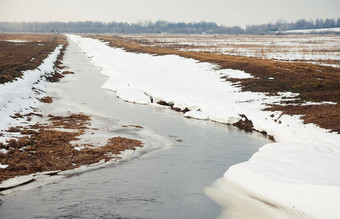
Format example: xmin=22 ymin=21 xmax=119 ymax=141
xmin=0 ymin=113 xmax=143 ymax=183
xmin=87 ymin=35 xmax=340 ymax=133
xmin=0 ymin=34 xmax=67 ymax=84
xmin=266 ymin=103 xmax=340 ymax=133
xmin=39 ymin=96 xmax=53 ymax=103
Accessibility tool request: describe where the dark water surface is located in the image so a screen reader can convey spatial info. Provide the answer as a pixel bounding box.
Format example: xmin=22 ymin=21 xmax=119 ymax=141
xmin=0 ymin=37 xmax=270 ymax=219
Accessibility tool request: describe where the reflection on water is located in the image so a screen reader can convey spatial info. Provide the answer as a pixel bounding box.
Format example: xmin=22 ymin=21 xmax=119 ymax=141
xmin=0 ymin=37 xmax=272 ymax=218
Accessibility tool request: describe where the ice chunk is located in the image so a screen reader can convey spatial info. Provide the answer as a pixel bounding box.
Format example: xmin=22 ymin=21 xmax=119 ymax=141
xmin=184 ymin=111 xmax=208 ymax=120
xmin=116 ymin=87 xmax=151 ymax=104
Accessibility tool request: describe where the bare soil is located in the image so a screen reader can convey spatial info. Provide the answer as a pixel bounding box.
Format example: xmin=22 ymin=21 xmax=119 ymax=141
xmin=87 ymin=35 xmax=340 ymax=134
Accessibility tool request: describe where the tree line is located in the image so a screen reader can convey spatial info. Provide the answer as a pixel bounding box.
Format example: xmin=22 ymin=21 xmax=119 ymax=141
xmin=0 ymin=18 xmax=339 ymax=34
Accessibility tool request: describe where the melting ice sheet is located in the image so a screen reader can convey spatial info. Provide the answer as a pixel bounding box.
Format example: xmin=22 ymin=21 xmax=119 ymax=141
xmin=68 ymin=34 xmax=340 ymax=218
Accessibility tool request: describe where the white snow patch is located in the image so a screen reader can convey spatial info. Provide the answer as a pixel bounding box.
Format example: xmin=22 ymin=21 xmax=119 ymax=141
xmin=0 ymin=164 xmax=8 ymax=169
xmin=68 ymin=35 xmax=340 ymax=218
xmin=301 ymin=101 xmax=337 ymax=106
xmin=218 ymin=69 xmax=254 ymax=79
xmin=0 ymin=149 xmax=8 ymax=154
xmin=2 ymin=40 xmax=29 ymax=43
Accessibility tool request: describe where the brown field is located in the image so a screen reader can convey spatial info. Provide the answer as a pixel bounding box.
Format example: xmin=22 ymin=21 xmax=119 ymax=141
xmin=87 ymin=34 xmax=340 ymax=133
xmin=0 ymin=113 xmax=142 ymax=183
xmin=0 ymin=33 xmax=67 ymax=84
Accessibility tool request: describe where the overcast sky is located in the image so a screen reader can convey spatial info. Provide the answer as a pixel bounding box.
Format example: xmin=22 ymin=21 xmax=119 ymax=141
xmin=0 ymin=0 xmax=339 ymax=26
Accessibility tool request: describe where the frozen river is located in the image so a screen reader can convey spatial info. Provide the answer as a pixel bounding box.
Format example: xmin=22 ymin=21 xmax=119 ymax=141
xmin=0 ymin=38 xmax=271 ymax=218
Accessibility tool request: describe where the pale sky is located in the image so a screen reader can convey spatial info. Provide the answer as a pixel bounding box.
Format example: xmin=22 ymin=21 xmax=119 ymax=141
xmin=0 ymin=0 xmax=339 ymax=26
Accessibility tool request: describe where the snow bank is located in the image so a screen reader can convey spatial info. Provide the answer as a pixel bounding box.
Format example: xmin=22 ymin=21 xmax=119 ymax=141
xmin=225 ymin=142 xmax=340 ymax=218
xmin=68 ymin=35 xmax=340 ymax=218
xmin=0 ymin=45 xmax=63 ymax=142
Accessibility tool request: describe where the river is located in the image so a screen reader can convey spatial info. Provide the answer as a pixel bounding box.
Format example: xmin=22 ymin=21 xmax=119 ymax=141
xmin=0 ymin=37 xmax=271 ymax=218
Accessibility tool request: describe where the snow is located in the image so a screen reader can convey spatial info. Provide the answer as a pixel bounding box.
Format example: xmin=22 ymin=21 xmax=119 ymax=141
xmin=283 ymin=27 xmax=340 ymax=34
xmin=69 ymin=34 xmax=340 ymax=218
xmin=0 ymin=149 xmax=8 ymax=154
xmin=225 ymin=143 xmax=340 ymax=219
xmin=0 ymin=45 xmax=63 ymax=142
xmin=217 ymin=69 xmax=254 ymax=79
xmin=1 ymin=40 xmax=29 ymax=43
xmin=0 ymin=164 xmax=8 ymax=169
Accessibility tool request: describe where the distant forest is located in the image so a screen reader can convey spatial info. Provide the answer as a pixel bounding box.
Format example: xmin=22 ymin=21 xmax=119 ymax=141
xmin=0 ymin=18 xmax=339 ymax=34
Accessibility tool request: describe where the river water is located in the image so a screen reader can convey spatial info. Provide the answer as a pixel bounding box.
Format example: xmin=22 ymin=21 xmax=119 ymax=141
xmin=0 ymin=38 xmax=271 ymax=218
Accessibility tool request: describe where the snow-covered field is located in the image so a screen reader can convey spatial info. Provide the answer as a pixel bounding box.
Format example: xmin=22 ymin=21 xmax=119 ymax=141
xmin=69 ymin=35 xmax=340 ymax=218
xmin=130 ymin=34 xmax=340 ymax=68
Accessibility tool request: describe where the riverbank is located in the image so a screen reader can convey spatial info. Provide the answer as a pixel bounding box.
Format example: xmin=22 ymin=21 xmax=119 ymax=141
xmin=73 ymin=34 xmax=340 ymax=218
